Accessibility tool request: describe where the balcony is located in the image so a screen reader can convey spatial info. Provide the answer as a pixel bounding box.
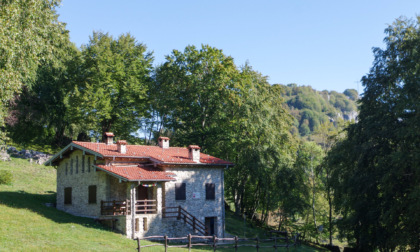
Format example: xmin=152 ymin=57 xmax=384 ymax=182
xmin=101 ymin=199 xmax=157 ymax=216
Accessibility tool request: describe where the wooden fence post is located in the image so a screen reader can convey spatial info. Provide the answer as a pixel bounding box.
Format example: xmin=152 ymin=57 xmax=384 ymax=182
xmin=164 ymin=235 xmax=168 ymax=252
xmin=256 ymin=237 xmax=259 ymax=252
xmin=234 ymin=236 xmax=238 ymax=252
xmin=213 ymin=235 xmax=216 ymax=252
xmin=137 ymin=238 xmax=141 ymax=252
xmin=274 ymin=237 xmax=277 ymax=251
xmin=188 ymin=233 xmax=192 ymax=252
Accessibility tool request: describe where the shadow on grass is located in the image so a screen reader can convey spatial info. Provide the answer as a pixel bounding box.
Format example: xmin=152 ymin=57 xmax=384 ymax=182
xmin=0 ymin=191 xmax=108 ymax=230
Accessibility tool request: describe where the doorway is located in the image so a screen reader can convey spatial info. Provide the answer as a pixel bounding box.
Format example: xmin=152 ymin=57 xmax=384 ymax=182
xmin=205 ymin=217 xmax=217 ymax=235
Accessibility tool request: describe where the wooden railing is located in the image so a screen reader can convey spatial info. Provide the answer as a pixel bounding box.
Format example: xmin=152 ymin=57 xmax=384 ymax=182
xmin=162 ymin=206 xmax=208 ymax=236
xmin=101 ymin=200 xmax=128 ymax=216
xmin=101 ymin=199 xmax=157 ymax=216
xmin=135 ymin=200 xmax=157 ymax=214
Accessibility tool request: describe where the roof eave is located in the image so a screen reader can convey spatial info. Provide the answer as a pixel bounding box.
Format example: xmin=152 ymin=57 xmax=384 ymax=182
xmin=44 ymin=142 xmax=103 ymax=166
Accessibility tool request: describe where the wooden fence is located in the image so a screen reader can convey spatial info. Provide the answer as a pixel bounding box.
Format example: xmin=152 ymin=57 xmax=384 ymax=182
xmin=136 ymin=233 xmax=301 ymax=251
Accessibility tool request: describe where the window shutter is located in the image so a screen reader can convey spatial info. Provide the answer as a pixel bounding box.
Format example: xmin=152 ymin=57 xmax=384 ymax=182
xmin=64 ymin=187 xmax=72 ymax=205
xmin=88 ymin=185 xmax=97 ymax=204
xmin=175 ymin=183 xmax=186 ymax=200
xmin=206 ymin=183 xmax=215 ymax=200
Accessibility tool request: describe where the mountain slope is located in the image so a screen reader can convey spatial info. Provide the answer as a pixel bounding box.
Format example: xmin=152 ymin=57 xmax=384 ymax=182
xmin=278 ymin=84 xmax=358 ymax=137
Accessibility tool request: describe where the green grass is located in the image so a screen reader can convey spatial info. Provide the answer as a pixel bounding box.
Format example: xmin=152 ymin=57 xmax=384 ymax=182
xmin=0 ymin=158 xmax=325 ymax=251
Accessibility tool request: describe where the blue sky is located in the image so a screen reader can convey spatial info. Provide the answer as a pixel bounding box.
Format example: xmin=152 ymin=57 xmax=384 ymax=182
xmin=57 ymin=1 xmax=420 ymax=93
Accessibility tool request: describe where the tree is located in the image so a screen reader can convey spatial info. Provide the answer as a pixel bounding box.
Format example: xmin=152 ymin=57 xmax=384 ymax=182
xmin=6 ymin=34 xmax=80 ymax=147
xmin=153 ymin=45 xmax=298 ymax=222
xmin=67 ymin=32 xmax=153 ymax=140
xmin=151 ymin=45 xmax=241 ymax=152
xmin=0 ymin=0 xmax=68 ymax=144
xmin=327 ymin=17 xmax=420 ymax=251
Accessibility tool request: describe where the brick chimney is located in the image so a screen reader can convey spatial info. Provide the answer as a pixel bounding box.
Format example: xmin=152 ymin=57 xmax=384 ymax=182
xmin=188 ymin=145 xmax=201 ymax=163
xmin=117 ymin=140 xmax=127 ymax=154
xmin=158 ymin=137 xmax=170 ymax=149
xmin=104 ymin=132 xmax=114 ymax=145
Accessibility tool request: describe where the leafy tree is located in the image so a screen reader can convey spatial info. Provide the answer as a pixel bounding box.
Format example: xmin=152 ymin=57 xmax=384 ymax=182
xmin=0 ymin=0 xmax=68 ymax=144
xmin=6 ymin=35 xmax=80 ymax=147
xmin=151 ymin=45 xmax=240 ymax=152
xmin=67 ymin=32 xmax=153 ymax=140
xmin=153 ymin=45 xmax=298 ymax=223
xmin=327 ymin=17 xmax=420 ymax=251
xmin=343 ymin=89 xmax=358 ymax=101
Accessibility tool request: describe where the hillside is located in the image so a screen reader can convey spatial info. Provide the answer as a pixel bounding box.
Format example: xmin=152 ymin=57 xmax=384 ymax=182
xmin=278 ymin=84 xmax=358 ymax=137
xmin=0 ymin=158 xmax=323 ymax=251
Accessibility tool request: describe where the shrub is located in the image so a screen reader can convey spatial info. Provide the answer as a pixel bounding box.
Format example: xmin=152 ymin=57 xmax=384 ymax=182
xmin=0 ymin=170 xmax=12 ymax=185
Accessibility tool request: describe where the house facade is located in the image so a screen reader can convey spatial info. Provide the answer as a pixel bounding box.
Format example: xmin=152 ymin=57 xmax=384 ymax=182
xmin=45 ymin=134 xmax=233 ymax=238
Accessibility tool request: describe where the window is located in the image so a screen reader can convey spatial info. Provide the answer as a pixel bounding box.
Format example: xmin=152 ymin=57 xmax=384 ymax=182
xmin=70 ymin=159 xmax=73 ymax=175
xmin=82 ymin=155 xmax=85 ymax=173
xmin=88 ymin=156 xmax=91 ymax=172
xmin=206 ymin=183 xmax=215 ymax=200
xmin=64 ymin=187 xmax=72 ymax=205
xmin=143 ymin=217 xmax=148 ymax=231
xmin=135 ymin=218 xmax=139 ymax=231
xmin=75 ymin=156 xmax=78 ymax=174
xmin=175 ymin=183 xmax=186 ymax=200
xmin=88 ymin=185 xmax=97 ymax=204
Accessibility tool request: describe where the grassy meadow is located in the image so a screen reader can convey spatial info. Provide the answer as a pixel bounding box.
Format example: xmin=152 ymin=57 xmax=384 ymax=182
xmin=0 ymin=158 xmax=324 ymax=251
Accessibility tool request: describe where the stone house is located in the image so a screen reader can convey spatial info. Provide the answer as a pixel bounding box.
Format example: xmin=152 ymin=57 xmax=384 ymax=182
xmin=45 ymin=133 xmax=233 ymax=238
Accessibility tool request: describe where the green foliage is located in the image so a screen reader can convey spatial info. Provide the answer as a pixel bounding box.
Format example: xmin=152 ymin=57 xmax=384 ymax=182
xmin=0 ymin=0 xmax=68 ymax=144
xmin=343 ymin=89 xmax=358 ymax=101
xmin=280 ymin=85 xmax=357 ymax=138
xmin=0 ymin=170 xmax=12 ymax=185
xmin=66 ymin=32 xmax=153 ymax=140
xmin=327 ymin=17 xmax=420 ymax=251
xmin=6 ymin=33 xmax=79 ymax=147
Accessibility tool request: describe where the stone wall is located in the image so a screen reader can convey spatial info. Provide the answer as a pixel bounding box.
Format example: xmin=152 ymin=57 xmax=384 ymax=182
xmin=56 ymin=150 xmax=129 ymax=218
xmin=163 ymin=167 xmax=225 ymax=237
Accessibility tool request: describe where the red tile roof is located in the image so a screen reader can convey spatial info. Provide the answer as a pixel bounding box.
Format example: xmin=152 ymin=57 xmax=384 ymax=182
xmin=95 ymin=164 xmax=176 ymax=181
xmin=73 ymin=141 xmax=233 ymax=165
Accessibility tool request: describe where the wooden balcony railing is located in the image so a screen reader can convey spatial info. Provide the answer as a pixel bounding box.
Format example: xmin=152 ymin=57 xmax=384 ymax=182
xmin=101 ymin=200 xmax=129 ymax=216
xmin=135 ymin=199 xmax=157 ymax=214
xmin=101 ymin=199 xmax=157 ymax=216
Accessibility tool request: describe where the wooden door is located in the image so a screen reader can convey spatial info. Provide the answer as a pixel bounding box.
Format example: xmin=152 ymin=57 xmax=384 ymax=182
xmin=205 ymin=217 xmax=216 ymax=235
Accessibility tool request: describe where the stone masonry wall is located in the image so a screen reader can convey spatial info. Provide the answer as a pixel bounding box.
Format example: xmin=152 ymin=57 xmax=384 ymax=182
xmin=56 ymin=150 xmax=129 ymax=218
xmin=163 ymin=167 xmax=225 ymax=237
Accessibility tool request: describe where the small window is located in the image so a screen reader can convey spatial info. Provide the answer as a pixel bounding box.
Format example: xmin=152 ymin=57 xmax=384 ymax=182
xmin=206 ymin=183 xmax=215 ymax=200
xmin=76 ymin=156 xmax=79 ymax=174
xmin=64 ymin=187 xmax=72 ymax=205
xmin=70 ymin=159 xmax=73 ymax=175
xmin=88 ymin=185 xmax=97 ymax=204
xmin=175 ymin=183 xmax=186 ymax=200
xmin=88 ymin=156 xmax=91 ymax=172
xmin=143 ymin=217 xmax=148 ymax=231
xmin=82 ymin=155 xmax=85 ymax=173
xmin=135 ymin=218 xmax=139 ymax=231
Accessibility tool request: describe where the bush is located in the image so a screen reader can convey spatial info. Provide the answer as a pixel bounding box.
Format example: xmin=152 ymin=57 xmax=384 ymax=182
xmin=0 ymin=170 xmax=12 ymax=185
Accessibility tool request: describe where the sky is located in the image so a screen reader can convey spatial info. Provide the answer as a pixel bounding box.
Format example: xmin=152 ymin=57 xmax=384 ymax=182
xmin=57 ymin=1 xmax=420 ymax=93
